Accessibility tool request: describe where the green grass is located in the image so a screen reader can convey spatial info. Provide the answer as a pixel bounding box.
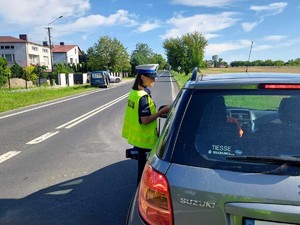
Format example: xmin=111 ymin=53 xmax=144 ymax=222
xmin=171 ymin=70 xmax=190 ymax=89
xmin=225 ymin=96 xmax=284 ymax=110
xmin=0 ymin=85 xmax=97 ymax=113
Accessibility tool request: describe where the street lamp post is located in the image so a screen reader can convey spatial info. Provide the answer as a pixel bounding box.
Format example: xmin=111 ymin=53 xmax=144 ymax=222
xmin=46 ymin=16 xmax=63 ymax=85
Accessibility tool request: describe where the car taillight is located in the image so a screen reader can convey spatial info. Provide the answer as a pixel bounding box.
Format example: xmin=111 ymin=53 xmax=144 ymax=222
xmin=138 ymin=163 xmax=173 ymax=225
xmin=259 ymin=84 xmax=300 ymax=89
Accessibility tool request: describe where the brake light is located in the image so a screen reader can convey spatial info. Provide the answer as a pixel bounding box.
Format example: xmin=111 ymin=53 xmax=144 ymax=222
xmin=261 ymin=84 xmax=300 ymax=89
xmin=138 ymin=164 xmax=173 ymax=225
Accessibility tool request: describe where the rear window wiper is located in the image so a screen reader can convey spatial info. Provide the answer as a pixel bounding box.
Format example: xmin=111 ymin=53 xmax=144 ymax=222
xmin=227 ymin=155 xmax=300 ymax=166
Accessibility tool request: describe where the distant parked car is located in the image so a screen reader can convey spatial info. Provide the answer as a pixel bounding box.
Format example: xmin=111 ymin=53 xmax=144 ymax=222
xmin=109 ymin=75 xmax=122 ymax=83
xmin=126 ymin=68 xmax=300 ymax=225
xmin=90 ymin=70 xmax=110 ymax=88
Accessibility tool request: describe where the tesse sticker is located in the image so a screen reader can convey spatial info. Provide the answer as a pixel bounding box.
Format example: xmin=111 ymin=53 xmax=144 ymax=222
xmin=208 ymin=145 xmax=235 ymax=156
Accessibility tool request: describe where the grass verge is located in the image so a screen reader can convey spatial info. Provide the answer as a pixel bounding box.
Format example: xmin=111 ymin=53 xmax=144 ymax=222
xmin=0 ymin=85 xmax=97 ymax=113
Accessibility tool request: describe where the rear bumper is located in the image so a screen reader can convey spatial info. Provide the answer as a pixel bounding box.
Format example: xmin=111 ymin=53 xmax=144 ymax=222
xmin=126 ymin=189 xmax=146 ymax=225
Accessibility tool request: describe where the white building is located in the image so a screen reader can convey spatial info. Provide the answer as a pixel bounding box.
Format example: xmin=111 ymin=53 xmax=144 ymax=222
xmin=52 ymin=42 xmax=82 ymax=66
xmin=0 ymin=34 xmax=51 ymax=68
xmin=0 ymin=35 xmax=83 ymax=71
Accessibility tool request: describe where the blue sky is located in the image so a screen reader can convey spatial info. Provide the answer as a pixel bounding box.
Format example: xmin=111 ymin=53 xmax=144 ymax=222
xmin=0 ymin=0 xmax=299 ymax=63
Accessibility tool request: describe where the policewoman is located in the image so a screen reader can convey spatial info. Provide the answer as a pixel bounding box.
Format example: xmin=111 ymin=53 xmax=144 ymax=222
xmin=122 ymin=64 xmax=170 ymax=185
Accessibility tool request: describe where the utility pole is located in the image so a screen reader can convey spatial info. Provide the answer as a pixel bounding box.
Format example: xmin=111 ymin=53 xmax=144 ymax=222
xmin=46 ymin=16 xmax=63 ymax=85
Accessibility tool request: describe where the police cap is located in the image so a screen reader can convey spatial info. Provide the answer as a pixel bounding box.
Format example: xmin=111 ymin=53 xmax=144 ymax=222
xmin=136 ymin=64 xmax=159 ymax=78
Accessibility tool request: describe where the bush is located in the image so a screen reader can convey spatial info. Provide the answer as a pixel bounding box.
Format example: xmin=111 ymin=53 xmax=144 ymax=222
xmin=0 ymin=58 xmax=11 ymax=86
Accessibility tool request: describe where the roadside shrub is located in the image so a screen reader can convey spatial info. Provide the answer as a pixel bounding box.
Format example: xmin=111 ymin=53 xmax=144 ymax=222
xmin=23 ymin=65 xmax=38 ymax=84
xmin=0 ymin=58 xmax=11 ymax=86
xmin=11 ymin=63 xmax=24 ymax=78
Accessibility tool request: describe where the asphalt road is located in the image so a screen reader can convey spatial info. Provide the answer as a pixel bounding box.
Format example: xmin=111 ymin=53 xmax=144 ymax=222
xmin=0 ymin=71 xmax=178 ymax=225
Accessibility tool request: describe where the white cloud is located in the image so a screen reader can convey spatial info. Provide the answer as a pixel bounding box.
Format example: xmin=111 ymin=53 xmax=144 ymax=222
xmin=241 ymin=2 xmax=288 ymax=32
xmin=0 ymin=0 xmax=139 ymax=44
xmin=161 ymin=12 xmax=238 ymax=39
xmin=56 ymin=10 xmax=138 ymax=35
xmin=136 ymin=20 xmax=160 ymax=32
xmin=250 ymin=2 xmax=288 ymax=15
xmin=273 ymin=37 xmax=300 ymax=48
xmin=170 ymin=0 xmax=235 ymax=7
xmin=215 ymin=39 xmax=293 ymax=55
xmin=263 ymin=35 xmax=287 ymax=42
xmin=221 ymin=38 xmax=300 ymax=60
xmin=205 ymin=39 xmax=252 ymax=56
xmin=205 ymin=33 xmax=220 ymax=39
xmin=253 ymin=44 xmax=273 ymax=51
xmin=241 ymin=21 xmax=260 ymax=32
xmin=242 ymin=38 xmax=300 ymax=52
xmin=105 ymin=10 xmax=137 ymax=26
xmin=0 ymin=0 xmax=90 ymax=25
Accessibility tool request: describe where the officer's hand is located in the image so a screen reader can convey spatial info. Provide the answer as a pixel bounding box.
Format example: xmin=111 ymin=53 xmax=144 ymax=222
xmin=158 ymin=105 xmax=170 ymax=118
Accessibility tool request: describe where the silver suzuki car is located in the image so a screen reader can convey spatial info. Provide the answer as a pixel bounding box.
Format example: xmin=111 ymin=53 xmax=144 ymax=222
xmin=126 ymin=68 xmax=300 ymax=225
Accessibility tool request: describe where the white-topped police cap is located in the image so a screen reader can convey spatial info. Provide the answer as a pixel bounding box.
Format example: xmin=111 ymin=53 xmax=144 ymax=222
xmin=136 ymin=64 xmax=159 ymax=78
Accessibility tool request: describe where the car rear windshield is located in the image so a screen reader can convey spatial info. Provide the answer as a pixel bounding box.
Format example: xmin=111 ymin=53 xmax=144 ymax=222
xmin=172 ymin=89 xmax=300 ymax=175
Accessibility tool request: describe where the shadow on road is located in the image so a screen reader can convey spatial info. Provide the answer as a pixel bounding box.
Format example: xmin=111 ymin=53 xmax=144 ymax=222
xmin=0 ymin=160 xmax=137 ymax=225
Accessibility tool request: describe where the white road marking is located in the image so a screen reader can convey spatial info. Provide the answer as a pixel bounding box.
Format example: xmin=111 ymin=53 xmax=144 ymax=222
xmin=26 ymin=131 xmax=60 ymax=145
xmin=169 ymin=72 xmax=176 ymax=100
xmin=26 ymin=93 xmax=128 ymax=146
xmin=56 ymin=93 xmax=129 ymax=129
xmin=0 ymin=151 xmax=21 ymax=164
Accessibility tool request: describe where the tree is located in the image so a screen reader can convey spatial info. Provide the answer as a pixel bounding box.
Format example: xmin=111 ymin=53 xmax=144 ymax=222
xmin=150 ymin=53 xmax=168 ymax=70
xmin=163 ymin=37 xmax=185 ymax=73
xmin=218 ymin=58 xmax=223 ymax=67
xmin=163 ymin=31 xmax=207 ymax=75
xmin=53 ymin=62 xmax=73 ymax=75
xmin=0 ymin=57 xmax=11 ymax=86
xmin=11 ymin=63 xmax=24 ymax=78
xmin=87 ymin=36 xmax=131 ymax=73
xmin=286 ymin=58 xmax=300 ymax=66
xmin=265 ymin=59 xmax=274 ymax=66
xmin=79 ymin=50 xmax=88 ymax=73
xmin=34 ymin=65 xmax=47 ymax=78
xmin=182 ymin=32 xmax=207 ymax=72
xmin=130 ymin=43 xmax=169 ymax=73
xmin=212 ymin=55 xmax=218 ymax=68
xmin=130 ymin=43 xmax=155 ymax=72
xmin=23 ymin=65 xmax=38 ymax=84
xmin=273 ymin=60 xmax=285 ymax=66
xmin=34 ymin=65 xmax=48 ymax=86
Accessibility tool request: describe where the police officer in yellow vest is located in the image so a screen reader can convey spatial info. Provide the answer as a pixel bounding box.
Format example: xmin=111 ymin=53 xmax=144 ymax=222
xmin=122 ymin=64 xmax=170 ymax=185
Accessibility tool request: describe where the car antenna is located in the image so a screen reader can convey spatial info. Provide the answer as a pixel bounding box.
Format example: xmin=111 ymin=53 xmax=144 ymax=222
xmin=246 ymin=41 xmax=253 ymax=73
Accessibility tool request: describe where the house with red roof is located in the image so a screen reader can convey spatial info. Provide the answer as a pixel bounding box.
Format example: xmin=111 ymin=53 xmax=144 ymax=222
xmin=0 ymin=34 xmax=51 ymax=68
xmin=52 ymin=42 xmax=82 ymax=66
xmin=0 ymin=34 xmax=82 ymax=71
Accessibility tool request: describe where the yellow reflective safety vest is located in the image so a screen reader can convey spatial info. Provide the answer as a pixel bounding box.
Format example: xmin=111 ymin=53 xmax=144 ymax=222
xmin=122 ymin=89 xmax=158 ymax=149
